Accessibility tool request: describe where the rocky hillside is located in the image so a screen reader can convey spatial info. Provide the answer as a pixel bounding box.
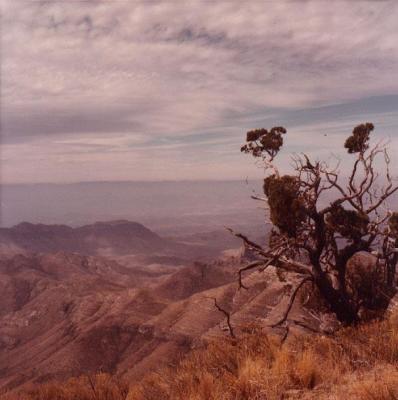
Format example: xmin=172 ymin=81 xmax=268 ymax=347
xmin=1 ymin=221 xmax=393 ymax=398
xmin=0 ymin=247 xmax=321 ymax=392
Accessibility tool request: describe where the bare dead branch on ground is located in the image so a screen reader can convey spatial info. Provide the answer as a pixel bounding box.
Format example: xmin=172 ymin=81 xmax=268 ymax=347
xmin=212 ymin=298 xmax=235 ymax=338
xmin=271 ymin=277 xmax=313 ymax=328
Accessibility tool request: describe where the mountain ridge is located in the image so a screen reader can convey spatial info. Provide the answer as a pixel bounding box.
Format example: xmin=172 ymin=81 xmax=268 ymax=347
xmin=0 ymin=220 xmax=187 ymax=257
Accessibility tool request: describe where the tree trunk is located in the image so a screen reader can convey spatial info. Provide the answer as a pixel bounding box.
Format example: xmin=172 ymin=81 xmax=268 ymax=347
xmin=314 ymin=269 xmax=358 ymax=324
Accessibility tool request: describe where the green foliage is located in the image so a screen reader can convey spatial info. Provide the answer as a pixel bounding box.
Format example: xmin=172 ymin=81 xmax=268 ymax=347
xmin=389 ymin=212 xmax=398 ymax=238
xmin=326 ymin=205 xmax=370 ymax=240
xmin=263 ymin=175 xmax=306 ymax=237
xmin=344 ymin=123 xmax=374 ymax=154
xmin=241 ymin=127 xmax=286 ymax=159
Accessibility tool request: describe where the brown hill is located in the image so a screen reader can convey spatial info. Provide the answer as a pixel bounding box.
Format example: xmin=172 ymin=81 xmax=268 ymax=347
xmin=0 ymin=248 xmax=321 ymax=392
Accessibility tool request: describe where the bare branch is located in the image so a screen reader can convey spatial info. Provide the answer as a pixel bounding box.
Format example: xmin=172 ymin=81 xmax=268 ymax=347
xmin=238 ymin=250 xmax=291 ymax=289
xmin=280 ymin=324 xmax=290 ymax=344
xmin=291 ymin=319 xmax=324 ymax=334
xmin=213 ymin=298 xmax=235 ymax=338
xmin=271 ymin=276 xmax=313 ymax=328
xmin=277 ymin=256 xmax=313 ymax=275
xmin=367 ymin=185 xmax=398 ymax=214
xmin=226 ymin=227 xmax=271 ymax=259
xmin=250 ymin=194 xmax=268 ymax=203
xmin=238 ymin=260 xmax=265 ymax=289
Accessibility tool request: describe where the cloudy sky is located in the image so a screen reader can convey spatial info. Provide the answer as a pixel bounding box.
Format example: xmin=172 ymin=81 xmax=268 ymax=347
xmin=1 ymin=1 xmax=398 ymax=184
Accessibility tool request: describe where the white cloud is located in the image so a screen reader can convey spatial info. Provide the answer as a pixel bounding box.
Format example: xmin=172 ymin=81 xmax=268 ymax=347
xmin=1 ymin=0 xmax=398 ymax=183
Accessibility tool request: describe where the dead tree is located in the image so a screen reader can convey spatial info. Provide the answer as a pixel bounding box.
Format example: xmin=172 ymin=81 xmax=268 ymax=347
xmin=238 ymin=123 xmax=398 ymax=325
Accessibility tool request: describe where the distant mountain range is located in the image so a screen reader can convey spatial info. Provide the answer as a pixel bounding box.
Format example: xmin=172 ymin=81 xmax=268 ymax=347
xmin=0 ymin=180 xmax=264 ymax=230
xmin=0 ymin=220 xmax=194 ymax=257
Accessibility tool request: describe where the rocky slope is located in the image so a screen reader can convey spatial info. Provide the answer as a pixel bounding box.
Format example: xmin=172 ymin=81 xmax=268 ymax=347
xmin=0 ymin=244 xmax=321 ymax=391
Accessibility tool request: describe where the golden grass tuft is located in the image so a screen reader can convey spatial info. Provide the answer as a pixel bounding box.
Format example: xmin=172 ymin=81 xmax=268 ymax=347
xmin=1 ymin=373 xmax=129 ymax=400
xmin=345 ymin=366 xmax=398 ymax=400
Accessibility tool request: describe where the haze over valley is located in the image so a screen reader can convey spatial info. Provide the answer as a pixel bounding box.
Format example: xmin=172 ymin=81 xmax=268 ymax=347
xmin=0 ymin=181 xmax=273 ymax=390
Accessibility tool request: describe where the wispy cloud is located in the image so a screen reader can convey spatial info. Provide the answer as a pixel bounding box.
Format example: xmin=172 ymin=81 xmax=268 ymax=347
xmin=1 ymin=1 xmax=398 ymax=183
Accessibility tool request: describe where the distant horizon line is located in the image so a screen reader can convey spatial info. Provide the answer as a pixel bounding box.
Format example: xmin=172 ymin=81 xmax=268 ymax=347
xmin=0 ymin=178 xmax=263 ymax=186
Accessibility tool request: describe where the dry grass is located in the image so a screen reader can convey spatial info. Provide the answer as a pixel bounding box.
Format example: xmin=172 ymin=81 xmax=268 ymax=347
xmin=2 ymin=312 xmax=398 ymax=400
xmin=0 ymin=373 xmax=129 ymax=400
xmin=344 ymin=366 xmax=398 ymax=400
xmin=129 ymin=313 xmax=398 ymax=400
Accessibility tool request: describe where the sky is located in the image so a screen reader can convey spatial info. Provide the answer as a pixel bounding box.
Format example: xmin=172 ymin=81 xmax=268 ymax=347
xmin=1 ymin=0 xmax=398 ymax=184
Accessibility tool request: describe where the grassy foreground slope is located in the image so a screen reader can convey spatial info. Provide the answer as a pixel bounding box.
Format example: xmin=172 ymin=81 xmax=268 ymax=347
xmin=2 ymin=311 xmax=398 ymax=400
